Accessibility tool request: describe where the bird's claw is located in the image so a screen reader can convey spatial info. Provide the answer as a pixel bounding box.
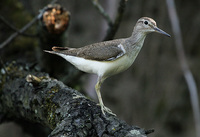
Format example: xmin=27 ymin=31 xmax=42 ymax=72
xmin=98 ymin=104 xmax=116 ymax=116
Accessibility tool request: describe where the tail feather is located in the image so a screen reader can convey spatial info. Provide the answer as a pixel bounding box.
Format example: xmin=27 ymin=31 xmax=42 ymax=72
xmin=52 ymin=46 xmax=70 ymax=51
xmin=43 ymin=50 xmax=57 ymax=54
xmin=44 ymin=46 xmax=76 ymax=56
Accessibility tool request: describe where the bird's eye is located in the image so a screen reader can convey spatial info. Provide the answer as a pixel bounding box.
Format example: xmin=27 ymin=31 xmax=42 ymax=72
xmin=144 ymin=21 xmax=148 ymax=25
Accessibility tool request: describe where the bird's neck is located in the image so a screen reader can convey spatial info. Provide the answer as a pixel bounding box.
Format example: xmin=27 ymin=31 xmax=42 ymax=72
xmin=129 ymin=29 xmax=147 ymax=46
xmin=122 ymin=29 xmax=147 ymax=59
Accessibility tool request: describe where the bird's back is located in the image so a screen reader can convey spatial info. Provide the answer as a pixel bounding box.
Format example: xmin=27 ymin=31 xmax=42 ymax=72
xmin=52 ymin=38 xmax=127 ymax=61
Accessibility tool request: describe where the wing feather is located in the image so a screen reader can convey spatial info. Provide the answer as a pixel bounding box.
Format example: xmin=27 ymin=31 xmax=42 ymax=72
xmin=76 ymin=39 xmax=126 ymax=61
xmin=51 ymin=39 xmax=126 ymax=61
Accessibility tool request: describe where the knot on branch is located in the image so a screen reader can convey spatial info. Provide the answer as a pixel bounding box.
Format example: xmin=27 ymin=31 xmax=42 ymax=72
xmin=40 ymin=4 xmax=70 ymax=34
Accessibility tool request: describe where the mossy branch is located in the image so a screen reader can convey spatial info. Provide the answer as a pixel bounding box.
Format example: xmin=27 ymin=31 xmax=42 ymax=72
xmin=0 ymin=61 xmax=152 ymax=137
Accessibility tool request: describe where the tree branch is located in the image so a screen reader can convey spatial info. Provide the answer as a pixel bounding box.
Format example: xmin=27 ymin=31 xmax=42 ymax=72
xmin=91 ymin=0 xmax=128 ymax=41
xmin=0 ymin=61 xmax=151 ymax=137
xmin=91 ymin=0 xmax=113 ymax=26
xmin=0 ymin=15 xmax=37 ymax=37
xmin=104 ymin=0 xmax=128 ymax=41
xmin=0 ymin=0 xmax=58 ymax=49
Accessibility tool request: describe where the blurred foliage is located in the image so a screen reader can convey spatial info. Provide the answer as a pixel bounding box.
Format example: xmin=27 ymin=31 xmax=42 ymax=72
xmin=0 ymin=0 xmax=37 ymax=61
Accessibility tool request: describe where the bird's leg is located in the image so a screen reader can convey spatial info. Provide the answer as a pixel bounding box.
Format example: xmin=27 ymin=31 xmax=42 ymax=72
xmin=95 ymin=76 xmax=116 ymax=116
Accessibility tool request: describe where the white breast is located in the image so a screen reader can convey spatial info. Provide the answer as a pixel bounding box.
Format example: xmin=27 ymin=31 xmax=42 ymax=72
xmin=59 ymin=54 xmax=134 ymax=78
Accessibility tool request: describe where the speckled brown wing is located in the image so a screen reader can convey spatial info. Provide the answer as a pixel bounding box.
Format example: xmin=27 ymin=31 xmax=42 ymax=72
xmin=51 ymin=39 xmax=126 ymax=61
xmin=77 ymin=39 xmax=125 ymax=61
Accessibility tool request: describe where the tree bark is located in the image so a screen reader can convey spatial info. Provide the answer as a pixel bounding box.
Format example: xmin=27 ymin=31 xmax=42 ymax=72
xmin=0 ymin=61 xmax=151 ymax=137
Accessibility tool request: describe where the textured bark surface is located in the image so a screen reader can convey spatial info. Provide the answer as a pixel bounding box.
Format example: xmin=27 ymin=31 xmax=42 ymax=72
xmin=0 ymin=61 xmax=151 ymax=137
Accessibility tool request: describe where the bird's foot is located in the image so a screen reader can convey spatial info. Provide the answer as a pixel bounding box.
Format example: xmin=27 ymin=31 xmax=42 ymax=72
xmin=98 ymin=104 xmax=116 ymax=116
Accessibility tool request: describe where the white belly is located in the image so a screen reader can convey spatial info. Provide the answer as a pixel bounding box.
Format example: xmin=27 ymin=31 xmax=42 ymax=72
xmin=59 ymin=54 xmax=134 ymax=78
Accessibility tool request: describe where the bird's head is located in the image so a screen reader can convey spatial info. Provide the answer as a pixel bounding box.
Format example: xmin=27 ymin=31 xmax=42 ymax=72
xmin=134 ymin=17 xmax=170 ymax=37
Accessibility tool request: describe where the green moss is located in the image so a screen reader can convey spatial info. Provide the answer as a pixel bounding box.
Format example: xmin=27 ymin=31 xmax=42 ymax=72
xmin=0 ymin=61 xmax=23 ymax=92
xmin=42 ymin=85 xmax=60 ymax=128
xmin=5 ymin=61 xmax=26 ymax=78
xmin=0 ymin=61 xmax=60 ymax=128
xmin=0 ymin=69 xmax=6 ymax=92
xmin=49 ymin=86 xmax=59 ymax=94
xmin=47 ymin=102 xmax=57 ymax=128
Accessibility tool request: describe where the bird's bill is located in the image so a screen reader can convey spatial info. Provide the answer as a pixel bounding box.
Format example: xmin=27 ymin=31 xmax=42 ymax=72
xmin=154 ymin=27 xmax=171 ymax=37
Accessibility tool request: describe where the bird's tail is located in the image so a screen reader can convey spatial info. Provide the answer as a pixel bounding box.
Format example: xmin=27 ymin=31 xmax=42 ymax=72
xmin=43 ymin=50 xmax=57 ymax=54
xmin=52 ymin=46 xmax=70 ymax=51
xmin=43 ymin=46 xmax=70 ymax=54
xmin=44 ymin=46 xmax=74 ymax=55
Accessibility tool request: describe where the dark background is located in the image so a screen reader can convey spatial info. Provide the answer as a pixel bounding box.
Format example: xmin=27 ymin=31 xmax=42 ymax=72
xmin=0 ymin=0 xmax=200 ymax=137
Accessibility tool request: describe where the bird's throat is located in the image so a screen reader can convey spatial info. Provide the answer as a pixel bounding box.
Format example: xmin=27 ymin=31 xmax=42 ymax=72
xmin=124 ymin=31 xmax=147 ymax=61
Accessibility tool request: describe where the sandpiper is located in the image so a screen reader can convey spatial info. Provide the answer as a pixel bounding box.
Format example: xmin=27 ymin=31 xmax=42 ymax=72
xmin=44 ymin=17 xmax=170 ymax=116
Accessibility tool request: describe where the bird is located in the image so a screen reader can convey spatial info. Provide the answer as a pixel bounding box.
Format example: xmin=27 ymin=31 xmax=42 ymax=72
xmin=44 ymin=17 xmax=170 ymax=116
